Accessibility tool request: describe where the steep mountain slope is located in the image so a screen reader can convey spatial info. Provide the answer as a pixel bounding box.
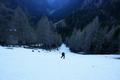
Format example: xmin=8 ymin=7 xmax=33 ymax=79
xmin=0 ymin=0 xmax=120 ymax=53
xmin=55 ymin=0 xmax=120 ymax=53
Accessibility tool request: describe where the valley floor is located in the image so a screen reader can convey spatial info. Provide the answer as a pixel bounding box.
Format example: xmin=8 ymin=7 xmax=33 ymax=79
xmin=0 ymin=45 xmax=120 ymax=80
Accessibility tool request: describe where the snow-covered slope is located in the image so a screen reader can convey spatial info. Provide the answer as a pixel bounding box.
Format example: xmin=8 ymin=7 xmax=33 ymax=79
xmin=0 ymin=44 xmax=120 ymax=80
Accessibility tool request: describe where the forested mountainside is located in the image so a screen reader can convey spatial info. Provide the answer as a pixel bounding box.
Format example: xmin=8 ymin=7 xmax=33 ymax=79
xmin=0 ymin=0 xmax=120 ymax=53
xmin=0 ymin=4 xmax=62 ymax=49
xmin=54 ymin=0 xmax=120 ymax=53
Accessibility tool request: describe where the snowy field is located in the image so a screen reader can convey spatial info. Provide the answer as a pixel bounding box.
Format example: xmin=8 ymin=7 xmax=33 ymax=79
xmin=0 ymin=44 xmax=120 ymax=80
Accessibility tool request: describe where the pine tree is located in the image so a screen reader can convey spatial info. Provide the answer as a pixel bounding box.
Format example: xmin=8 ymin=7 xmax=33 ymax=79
xmin=7 ymin=7 xmax=36 ymax=45
xmin=66 ymin=17 xmax=100 ymax=52
xmin=36 ymin=16 xmax=62 ymax=48
xmin=0 ymin=3 xmax=13 ymax=45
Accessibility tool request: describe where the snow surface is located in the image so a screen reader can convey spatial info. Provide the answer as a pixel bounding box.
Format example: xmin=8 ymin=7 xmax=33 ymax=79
xmin=0 ymin=44 xmax=120 ymax=80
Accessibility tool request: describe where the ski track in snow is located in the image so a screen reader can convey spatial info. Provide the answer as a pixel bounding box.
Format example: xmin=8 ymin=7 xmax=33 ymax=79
xmin=0 ymin=44 xmax=120 ymax=80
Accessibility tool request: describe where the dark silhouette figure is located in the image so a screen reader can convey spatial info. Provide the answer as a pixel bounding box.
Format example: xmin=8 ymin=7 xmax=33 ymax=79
xmin=32 ymin=50 xmax=34 ymax=52
xmin=61 ymin=52 xmax=65 ymax=59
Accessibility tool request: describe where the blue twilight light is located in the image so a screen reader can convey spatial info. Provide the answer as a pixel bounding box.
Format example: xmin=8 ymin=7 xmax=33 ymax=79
xmin=47 ymin=0 xmax=56 ymax=4
xmin=47 ymin=0 xmax=70 ymax=9
xmin=13 ymin=0 xmax=71 ymax=15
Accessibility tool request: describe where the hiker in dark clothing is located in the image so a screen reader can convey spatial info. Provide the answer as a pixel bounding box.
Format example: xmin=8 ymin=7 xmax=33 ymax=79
xmin=61 ymin=52 xmax=65 ymax=59
xmin=32 ymin=50 xmax=34 ymax=52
